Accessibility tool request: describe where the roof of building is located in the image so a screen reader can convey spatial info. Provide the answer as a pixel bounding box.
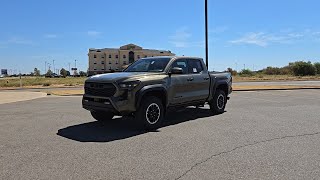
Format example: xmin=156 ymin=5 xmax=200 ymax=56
xmin=89 ymin=44 xmax=173 ymax=54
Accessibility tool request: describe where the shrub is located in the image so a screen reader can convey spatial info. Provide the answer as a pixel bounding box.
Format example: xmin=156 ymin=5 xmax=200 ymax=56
xmin=314 ymin=62 xmax=320 ymax=74
xmin=43 ymin=83 xmax=51 ymax=86
xmin=239 ymin=69 xmax=254 ymax=76
xmin=289 ymin=61 xmax=316 ymax=76
xmin=226 ymin=68 xmax=237 ymax=76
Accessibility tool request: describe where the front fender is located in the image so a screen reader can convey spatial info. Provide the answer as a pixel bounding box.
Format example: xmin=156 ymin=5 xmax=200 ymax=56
xmin=135 ymin=84 xmax=168 ymax=109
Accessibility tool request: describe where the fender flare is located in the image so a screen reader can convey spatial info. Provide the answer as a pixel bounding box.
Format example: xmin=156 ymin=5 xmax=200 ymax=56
xmin=135 ymin=84 xmax=168 ymax=109
xmin=209 ymin=80 xmax=228 ymax=102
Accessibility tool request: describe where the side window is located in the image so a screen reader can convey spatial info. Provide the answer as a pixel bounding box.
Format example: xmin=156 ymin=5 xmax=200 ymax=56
xmin=188 ymin=59 xmax=204 ymax=74
xmin=170 ymin=59 xmax=188 ymax=74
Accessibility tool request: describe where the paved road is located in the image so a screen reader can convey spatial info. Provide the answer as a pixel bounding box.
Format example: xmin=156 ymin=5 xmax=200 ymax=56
xmin=1 ymin=90 xmax=320 ymax=179
xmin=234 ymin=80 xmax=320 ymax=86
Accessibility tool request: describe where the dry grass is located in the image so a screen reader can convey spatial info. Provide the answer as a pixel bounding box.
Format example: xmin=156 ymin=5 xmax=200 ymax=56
xmin=233 ymin=75 xmax=320 ymax=82
xmin=0 ymin=77 xmax=87 ymax=88
xmin=233 ymin=85 xmax=320 ymax=91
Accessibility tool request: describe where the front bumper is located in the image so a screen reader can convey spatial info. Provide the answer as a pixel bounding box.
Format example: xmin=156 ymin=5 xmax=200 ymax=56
xmin=82 ymin=94 xmax=136 ymax=115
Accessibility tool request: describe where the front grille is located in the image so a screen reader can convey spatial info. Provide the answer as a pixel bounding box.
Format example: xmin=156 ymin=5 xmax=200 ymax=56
xmin=85 ymin=82 xmax=116 ymax=97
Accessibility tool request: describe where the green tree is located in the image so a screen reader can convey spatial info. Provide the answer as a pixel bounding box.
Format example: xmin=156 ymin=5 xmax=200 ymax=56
xmin=239 ymin=69 xmax=254 ymax=76
xmin=33 ymin=68 xmax=41 ymax=76
xmin=79 ymin=71 xmax=87 ymax=77
xmin=314 ymin=62 xmax=320 ymax=74
xmin=289 ymin=61 xmax=316 ymax=76
xmin=60 ymin=68 xmax=68 ymax=77
xmin=46 ymin=69 xmax=53 ymax=76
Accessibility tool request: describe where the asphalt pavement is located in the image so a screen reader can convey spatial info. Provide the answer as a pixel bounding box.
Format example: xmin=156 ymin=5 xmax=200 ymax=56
xmin=0 ymin=90 xmax=320 ymax=179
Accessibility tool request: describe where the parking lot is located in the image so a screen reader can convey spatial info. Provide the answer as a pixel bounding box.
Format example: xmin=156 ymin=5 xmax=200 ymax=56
xmin=1 ymin=90 xmax=320 ymax=179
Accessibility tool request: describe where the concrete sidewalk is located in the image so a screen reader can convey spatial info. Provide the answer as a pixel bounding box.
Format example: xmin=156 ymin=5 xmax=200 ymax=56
xmin=0 ymin=91 xmax=47 ymax=105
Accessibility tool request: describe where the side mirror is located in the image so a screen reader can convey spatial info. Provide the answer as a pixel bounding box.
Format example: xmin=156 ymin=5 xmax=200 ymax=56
xmin=170 ymin=67 xmax=183 ymax=75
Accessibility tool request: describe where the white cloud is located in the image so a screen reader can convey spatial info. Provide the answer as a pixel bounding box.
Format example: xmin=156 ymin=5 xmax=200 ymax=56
xmin=44 ymin=34 xmax=58 ymax=38
xmin=7 ymin=37 xmax=34 ymax=45
xmin=87 ymin=31 xmax=102 ymax=37
xmin=229 ymin=32 xmax=304 ymax=47
xmin=230 ymin=28 xmax=320 ymax=47
xmin=169 ymin=27 xmax=204 ymax=48
xmin=230 ymin=32 xmax=270 ymax=47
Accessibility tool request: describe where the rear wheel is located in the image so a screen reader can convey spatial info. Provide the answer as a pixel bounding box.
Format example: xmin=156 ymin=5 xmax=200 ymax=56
xmin=135 ymin=96 xmax=165 ymax=130
xmin=210 ymin=90 xmax=227 ymax=114
xmin=91 ymin=111 xmax=114 ymax=121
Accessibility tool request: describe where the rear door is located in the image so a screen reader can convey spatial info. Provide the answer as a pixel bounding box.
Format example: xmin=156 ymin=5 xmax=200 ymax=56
xmin=187 ymin=59 xmax=210 ymax=101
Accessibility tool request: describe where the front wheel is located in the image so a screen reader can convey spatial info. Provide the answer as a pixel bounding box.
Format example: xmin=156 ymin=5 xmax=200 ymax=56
xmin=210 ymin=90 xmax=227 ymax=114
xmin=135 ymin=96 xmax=165 ymax=130
xmin=91 ymin=111 xmax=114 ymax=121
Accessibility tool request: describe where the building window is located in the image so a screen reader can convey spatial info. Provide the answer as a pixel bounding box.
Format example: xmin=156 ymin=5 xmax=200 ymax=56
xmin=94 ymin=62 xmax=97 ymax=64
xmin=123 ymin=55 xmax=126 ymax=58
xmin=137 ymin=55 xmax=140 ymax=59
xmin=101 ymin=68 xmax=105 ymax=71
xmin=109 ymin=55 xmax=112 ymax=58
xmin=94 ymin=68 xmax=97 ymax=71
xmin=123 ymin=61 xmax=127 ymax=65
xmin=145 ymin=55 xmax=147 ymax=58
xmin=116 ymin=68 xmax=119 ymax=71
xmin=160 ymin=52 xmax=164 ymax=54
xmin=101 ymin=56 xmax=104 ymax=59
xmin=116 ymin=55 xmax=119 ymax=59
xmin=109 ymin=67 xmax=112 ymax=70
xmin=94 ymin=55 xmax=97 ymax=58
xmin=116 ymin=61 xmax=118 ymax=64
xmin=101 ymin=61 xmax=104 ymax=64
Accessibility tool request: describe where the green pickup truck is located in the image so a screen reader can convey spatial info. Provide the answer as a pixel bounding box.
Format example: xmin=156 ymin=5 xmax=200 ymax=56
xmin=83 ymin=56 xmax=232 ymax=130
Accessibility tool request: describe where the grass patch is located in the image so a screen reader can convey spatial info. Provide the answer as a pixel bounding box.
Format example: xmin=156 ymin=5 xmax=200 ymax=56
xmin=0 ymin=77 xmax=87 ymax=88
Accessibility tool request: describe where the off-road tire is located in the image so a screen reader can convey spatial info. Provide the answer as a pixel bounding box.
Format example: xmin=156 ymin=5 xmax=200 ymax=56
xmin=210 ymin=90 xmax=227 ymax=114
xmin=91 ymin=111 xmax=114 ymax=121
xmin=135 ymin=96 xmax=165 ymax=130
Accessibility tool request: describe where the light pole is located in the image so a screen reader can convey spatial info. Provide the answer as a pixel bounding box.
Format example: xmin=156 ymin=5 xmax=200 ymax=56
xmin=45 ymin=61 xmax=47 ymax=74
xmin=53 ymin=60 xmax=55 ymax=74
xmin=205 ymin=0 xmax=209 ymax=69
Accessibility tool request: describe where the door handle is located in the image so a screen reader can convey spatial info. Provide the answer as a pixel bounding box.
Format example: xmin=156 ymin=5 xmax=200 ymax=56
xmin=204 ymin=77 xmax=210 ymax=80
xmin=187 ymin=77 xmax=194 ymax=81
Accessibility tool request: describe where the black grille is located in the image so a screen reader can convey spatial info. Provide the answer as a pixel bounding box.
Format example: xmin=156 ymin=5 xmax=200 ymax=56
xmin=85 ymin=82 xmax=116 ymax=97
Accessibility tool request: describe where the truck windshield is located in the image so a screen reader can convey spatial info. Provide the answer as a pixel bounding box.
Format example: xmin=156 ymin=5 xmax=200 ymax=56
xmin=125 ymin=58 xmax=171 ymax=72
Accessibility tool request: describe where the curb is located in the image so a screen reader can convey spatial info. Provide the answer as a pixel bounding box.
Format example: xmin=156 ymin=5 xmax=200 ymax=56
xmin=233 ymin=87 xmax=320 ymax=91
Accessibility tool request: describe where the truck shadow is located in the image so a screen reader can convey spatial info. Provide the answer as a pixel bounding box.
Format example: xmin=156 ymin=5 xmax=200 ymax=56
xmin=57 ymin=107 xmax=224 ymax=142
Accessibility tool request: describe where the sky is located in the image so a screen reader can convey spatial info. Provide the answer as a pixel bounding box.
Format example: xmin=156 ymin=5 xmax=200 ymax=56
xmin=0 ymin=0 xmax=320 ymax=74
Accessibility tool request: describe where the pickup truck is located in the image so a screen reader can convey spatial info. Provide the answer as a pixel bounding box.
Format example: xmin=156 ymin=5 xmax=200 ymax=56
xmin=82 ymin=56 xmax=232 ymax=130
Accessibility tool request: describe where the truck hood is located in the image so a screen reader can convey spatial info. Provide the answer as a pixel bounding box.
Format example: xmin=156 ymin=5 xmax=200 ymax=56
xmin=86 ymin=72 xmax=163 ymax=82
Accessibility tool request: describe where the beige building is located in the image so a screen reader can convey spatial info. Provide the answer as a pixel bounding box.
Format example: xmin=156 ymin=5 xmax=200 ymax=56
xmin=88 ymin=44 xmax=175 ymax=75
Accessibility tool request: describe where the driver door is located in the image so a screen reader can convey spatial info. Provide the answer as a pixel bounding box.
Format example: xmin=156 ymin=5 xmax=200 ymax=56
xmin=167 ymin=59 xmax=193 ymax=105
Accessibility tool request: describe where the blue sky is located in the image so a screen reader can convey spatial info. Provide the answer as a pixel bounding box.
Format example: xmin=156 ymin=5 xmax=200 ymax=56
xmin=0 ymin=0 xmax=320 ymax=74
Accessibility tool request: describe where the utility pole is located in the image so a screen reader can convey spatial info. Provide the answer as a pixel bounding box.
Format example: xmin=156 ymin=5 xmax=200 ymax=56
xmin=75 ymin=59 xmax=77 ymax=68
xmin=244 ymin=64 xmax=246 ymax=70
xmin=205 ymin=0 xmax=209 ymax=69
xmin=45 ymin=61 xmax=47 ymax=74
xmin=53 ymin=60 xmax=55 ymax=74
xmin=68 ymin=63 xmax=71 ymax=72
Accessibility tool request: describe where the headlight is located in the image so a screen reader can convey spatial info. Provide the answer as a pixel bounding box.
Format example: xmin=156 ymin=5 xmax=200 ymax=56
xmin=118 ymin=80 xmax=141 ymax=90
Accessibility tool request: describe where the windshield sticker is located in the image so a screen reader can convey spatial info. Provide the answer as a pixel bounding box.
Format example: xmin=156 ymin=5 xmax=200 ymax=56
xmin=193 ymin=68 xmax=197 ymax=73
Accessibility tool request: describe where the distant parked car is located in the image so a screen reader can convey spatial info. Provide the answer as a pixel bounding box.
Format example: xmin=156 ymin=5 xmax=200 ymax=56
xmin=0 ymin=75 xmax=4 ymax=78
xmin=45 ymin=73 xmax=61 ymax=78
